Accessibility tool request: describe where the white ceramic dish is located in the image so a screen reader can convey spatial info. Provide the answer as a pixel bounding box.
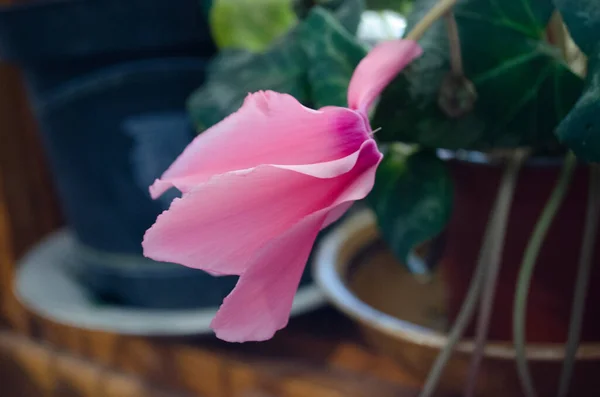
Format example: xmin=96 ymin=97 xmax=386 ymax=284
xmin=15 ymin=229 xmax=325 ymax=336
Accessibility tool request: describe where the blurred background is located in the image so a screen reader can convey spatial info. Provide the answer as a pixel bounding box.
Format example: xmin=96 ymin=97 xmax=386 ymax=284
xmin=0 ymin=1 xmax=425 ymax=396
xmin=2 ymin=1 xmax=597 ymax=396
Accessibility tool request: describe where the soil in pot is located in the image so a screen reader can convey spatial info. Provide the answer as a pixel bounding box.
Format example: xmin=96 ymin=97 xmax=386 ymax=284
xmin=349 ymin=240 xmax=449 ymax=332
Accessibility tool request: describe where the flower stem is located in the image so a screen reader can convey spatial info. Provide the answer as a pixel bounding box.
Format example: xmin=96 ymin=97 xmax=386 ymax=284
xmin=405 ymin=0 xmax=458 ymax=41
xmin=418 ymin=244 xmax=484 ymax=397
xmin=557 ymin=164 xmax=600 ymax=397
xmin=418 ymin=149 xmax=527 ymax=397
xmin=513 ymin=151 xmax=577 ymax=397
xmin=445 ymin=11 xmax=463 ymax=77
xmin=463 ymin=149 xmax=529 ymax=397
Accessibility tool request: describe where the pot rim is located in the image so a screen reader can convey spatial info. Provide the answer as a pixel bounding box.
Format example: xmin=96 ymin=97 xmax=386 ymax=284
xmin=312 ymin=209 xmax=600 ymax=361
xmin=437 ymin=149 xmax=568 ymax=167
xmin=0 ymin=0 xmax=213 ymax=64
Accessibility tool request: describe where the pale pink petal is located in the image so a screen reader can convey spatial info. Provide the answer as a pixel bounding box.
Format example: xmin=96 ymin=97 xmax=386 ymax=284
xmin=150 ymin=91 xmax=370 ymax=198
xmin=347 ymin=39 xmax=422 ymax=114
xmin=210 ymin=210 xmax=327 ymax=342
xmin=143 ymin=140 xmax=381 ymax=276
xmin=210 ymin=145 xmax=382 ymax=342
xmin=275 ymin=141 xmax=365 ymax=178
xmin=321 ymin=201 xmax=353 ymax=229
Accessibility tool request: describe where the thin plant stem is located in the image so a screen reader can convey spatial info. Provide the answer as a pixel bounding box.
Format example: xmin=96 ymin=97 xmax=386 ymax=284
xmin=513 ymin=151 xmax=577 ymax=397
xmin=445 ymin=11 xmax=463 ymax=77
xmin=418 ymin=243 xmax=485 ymax=397
xmin=419 ymin=149 xmax=527 ymax=397
xmin=405 ymin=0 xmax=458 ymax=41
xmin=557 ymin=164 xmax=600 ymax=397
xmin=463 ymin=149 xmax=529 ymax=397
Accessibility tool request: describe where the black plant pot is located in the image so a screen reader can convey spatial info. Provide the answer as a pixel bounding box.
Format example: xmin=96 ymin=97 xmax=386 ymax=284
xmin=0 ymin=0 xmax=217 ymax=92
xmin=0 ymin=0 xmax=246 ymax=310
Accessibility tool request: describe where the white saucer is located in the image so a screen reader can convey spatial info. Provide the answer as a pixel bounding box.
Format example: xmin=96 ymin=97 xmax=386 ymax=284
xmin=14 ymin=230 xmax=325 ymax=336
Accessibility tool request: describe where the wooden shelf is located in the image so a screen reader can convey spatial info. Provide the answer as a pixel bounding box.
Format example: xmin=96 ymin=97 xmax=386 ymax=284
xmin=1 ymin=308 xmax=424 ymax=397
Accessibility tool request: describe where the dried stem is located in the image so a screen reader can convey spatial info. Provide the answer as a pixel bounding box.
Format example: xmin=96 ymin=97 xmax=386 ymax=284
xmin=445 ymin=11 xmax=463 ymax=77
xmin=419 ymin=150 xmax=526 ymax=397
xmin=557 ymin=164 xmax=600 ymax=397
xmin=513 ymin=151 xmax=577 ymax=397
xmin=405 ymin=0 xmax=458 ymax=41
xmin=463 ymin=149 xmax=529 ymax=397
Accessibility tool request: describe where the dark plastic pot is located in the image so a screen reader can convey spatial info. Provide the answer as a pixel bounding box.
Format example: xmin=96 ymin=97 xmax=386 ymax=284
xmin=440 ymin=154 xmax=600 ymax=343
xmin=0 ymin=0 xmax=216 ymax=92
xmin=33 ymin=58 xmax=209 ymax=253
xmin=0 ymin=0 xmax=255 ymax=309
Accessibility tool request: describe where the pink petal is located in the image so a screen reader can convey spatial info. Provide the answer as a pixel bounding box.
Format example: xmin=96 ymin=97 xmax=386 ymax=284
xmin=321 ymin=201 xmax=353 ymax=229
xmin=347 ymin=39 xmax=422 ymax=114
xmin=143 ymin=141 xmax=381 ymax=276
xmin=150 ymin=91 xmax=370 ymax=198
xmin=210 ymin=210 xmax=327 ymax=342
xmin=210 ymin=145 xmax=382 ymax=342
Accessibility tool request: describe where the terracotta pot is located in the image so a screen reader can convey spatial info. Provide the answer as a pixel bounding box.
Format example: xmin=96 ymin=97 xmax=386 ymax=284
xmin=313 ymin=211 xmax=600 ymax=397
xmin=442 ymin=154 xmax=600 ymax=343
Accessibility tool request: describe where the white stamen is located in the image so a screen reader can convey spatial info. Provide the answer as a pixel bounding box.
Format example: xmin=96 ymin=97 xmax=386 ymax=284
xmin=370 ymin=127 xmax=382 ymax=136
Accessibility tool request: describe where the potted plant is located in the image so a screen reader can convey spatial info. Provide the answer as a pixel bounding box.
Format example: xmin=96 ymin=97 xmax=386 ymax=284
xmin=311 ymin=0 xmax=600 ymax=396
xmin=137 ymin=0 xmax=598 ymax=394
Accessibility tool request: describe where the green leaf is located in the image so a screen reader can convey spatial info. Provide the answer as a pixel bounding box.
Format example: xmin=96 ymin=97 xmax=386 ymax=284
xmin=372 ymin=0 xmax=584 ymax=152
xmin=295 ymin=0 xmax=366 ymax=34
xmin=366 ymin=0 xmax=414 ymax=14
xmin=555 ymin=0 xmax=600 ymax=56
xmin=297 ymin=7 xmax=368 ymax=107
xmin=325 ymin=0 xmax=365 ymax=33
xmin=556 ymin=59 xmax=600 ymax=161
xmin=187 ymin=0 xmax=365 ymax=131
xmin=187 ymin=35 xmax=309 ymax=130
xmin=210 ymin=0 xmax=298 ymax=52
xmin=554 ymin=0 xmax=600 ymax=161
xmin=367 ymin=147 xmax=454 ymax=274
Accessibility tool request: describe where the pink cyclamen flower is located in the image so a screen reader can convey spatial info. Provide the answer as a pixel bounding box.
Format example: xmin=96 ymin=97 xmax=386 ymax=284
xmin=142 ymin=39 xmax=422 ymax=342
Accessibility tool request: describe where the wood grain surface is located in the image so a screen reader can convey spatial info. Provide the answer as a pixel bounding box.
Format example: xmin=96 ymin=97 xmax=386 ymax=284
xmin=0 ymin=315 xmax=424 ymax=397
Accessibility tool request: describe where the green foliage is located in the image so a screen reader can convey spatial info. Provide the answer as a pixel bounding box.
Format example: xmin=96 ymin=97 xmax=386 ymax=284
xmin=372 ymin=0 xmax=584 ymax=152
xmin=556 ymin=60 xmax=600 ymax=161
xmin=323 ymin=0 xmax=365 ymax=34
xmin=555 ymin=0 xmax=600 ymax=56
xmin=555 ymin=0 xmax=600 ymax=161
xmin=297 ymin=8 xmax=368 ymax=107
xmin=188 ymin=0 xmax=600 ymax=274
xmin=366 ymin=0 xmax=414 ymax=14
xmin=188 ymin=2 xmax=366 ymax=130
xmin=295 ymin=0 xmax=366 ymax=34
xmin=210 ymin=0 xmax=298 ymax=52
xmin=187 ymin=39 xmax=310 ymax=130
xmin=367 ymin=146 xmax=454 ymax=273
